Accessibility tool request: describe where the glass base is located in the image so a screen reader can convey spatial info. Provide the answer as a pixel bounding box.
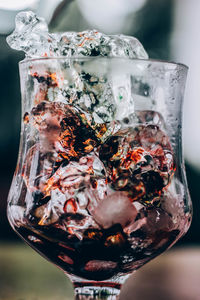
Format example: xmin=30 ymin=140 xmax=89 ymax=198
xmin=74 ymin=284 xmax=120 ymax=299
xmin=68 ymin=273 xmax=129 ymax=299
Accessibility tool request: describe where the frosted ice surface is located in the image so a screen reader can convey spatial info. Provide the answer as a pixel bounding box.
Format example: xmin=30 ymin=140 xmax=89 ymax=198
xmin=7 ymin=11 xmax=148 ymax=59
xmin=92 ymin=192 xmax=137 ymax=229
xmin=6 ymin=11 xmax=53 ymax=57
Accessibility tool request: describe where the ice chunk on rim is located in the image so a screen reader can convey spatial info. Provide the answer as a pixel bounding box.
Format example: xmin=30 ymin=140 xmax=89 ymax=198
xmin=7 ymin=11 xmax=148 ymax=59
xmin=6 ymin=11 xmax=54 ymax=57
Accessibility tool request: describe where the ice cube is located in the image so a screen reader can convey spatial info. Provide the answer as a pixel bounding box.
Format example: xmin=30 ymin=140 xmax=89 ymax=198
xmin=124 ymin=202 xmax=176 ymax=251
xmin=91 ymin=191 xmax=137 ymax=229
xmin=55 ymin=30 xmax=148 ymax=59
xmin=36 ymin=188 xmax=66 ymax=226
xmin=99 ymin=125 xmax=175 ymax=203
xmin=143 ymin=206 xmax=174 ymax=234
xmin=135 ymin=110 xmax=165 ymax=127
xmin=6 ymin=11 xmax=53 ymax=57
xmin=108 ymin=34 xmax=148 ymax=59
xmin=7 ymin=11 xmax=148 ymax=59
xmin=120 ymin=110 xmax=165 ymax=129
xmin=30 ymin=101 xmax=102 ymax=159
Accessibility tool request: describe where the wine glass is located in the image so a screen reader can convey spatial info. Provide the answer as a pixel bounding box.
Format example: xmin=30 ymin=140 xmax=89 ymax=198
xmin=7 ymin=57 xmax=192 ymax=299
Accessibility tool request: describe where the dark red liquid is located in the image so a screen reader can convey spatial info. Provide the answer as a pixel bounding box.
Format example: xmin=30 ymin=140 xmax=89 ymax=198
xmin=15 ymin=213 xmax=180 ymax=281
xmin=8 ymin=100 xmax=188 ymax=282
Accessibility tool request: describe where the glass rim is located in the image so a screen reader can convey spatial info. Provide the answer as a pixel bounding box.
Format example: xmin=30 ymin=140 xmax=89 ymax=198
xmin=19 ymin=56 xmax=189 ymax=70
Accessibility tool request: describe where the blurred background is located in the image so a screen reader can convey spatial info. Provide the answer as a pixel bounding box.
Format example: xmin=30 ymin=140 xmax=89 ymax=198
xmin=0 ymin=0 xmax=200 ymax=299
